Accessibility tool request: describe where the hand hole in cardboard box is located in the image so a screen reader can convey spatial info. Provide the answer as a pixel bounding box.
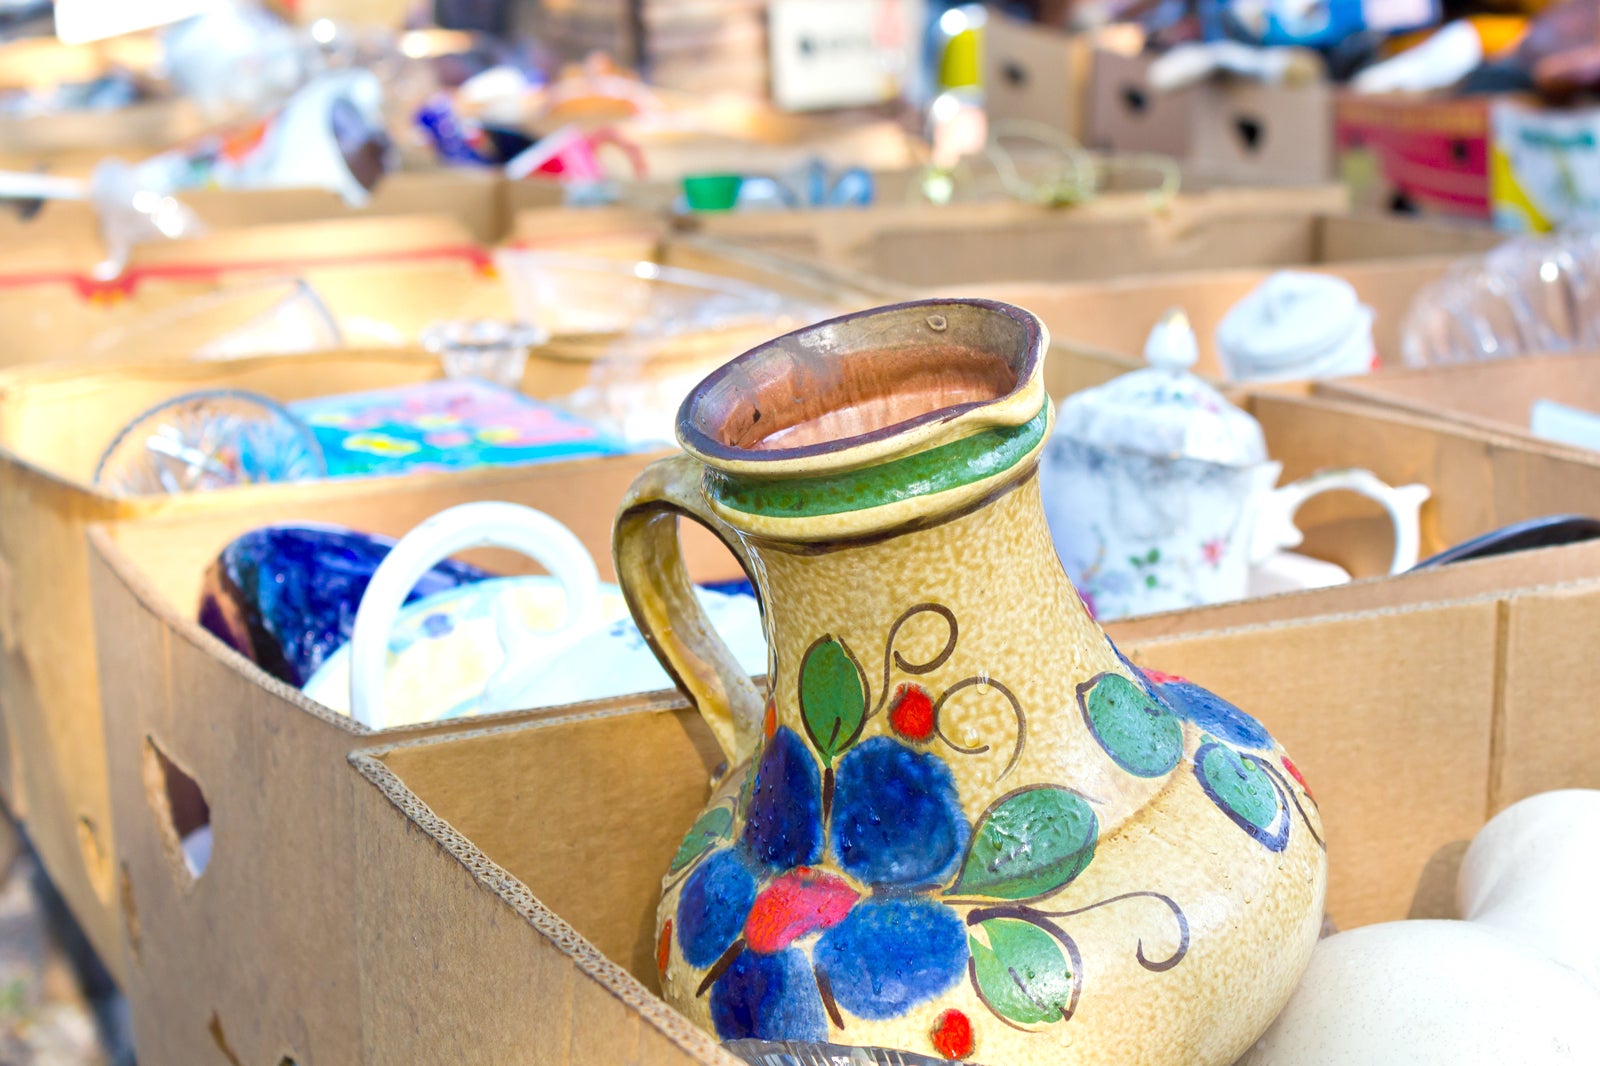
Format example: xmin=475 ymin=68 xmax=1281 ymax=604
xmin=1121 ymin=85 xmax=1149 ymax=114
xmin=1002 ymin=61 xmax=1028 ymax=87
xmin=1235 ymin=116 xmax=1265 ymax=153
xmin=142 ymin=736 xmax=212 ymax=884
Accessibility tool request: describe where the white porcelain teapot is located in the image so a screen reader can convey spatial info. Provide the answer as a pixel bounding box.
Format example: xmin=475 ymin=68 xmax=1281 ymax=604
xmin=1040 ymin=310 xmax=1429 ymax=621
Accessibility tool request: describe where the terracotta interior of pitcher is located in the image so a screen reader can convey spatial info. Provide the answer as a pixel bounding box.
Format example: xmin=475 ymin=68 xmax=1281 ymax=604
xmin=681 ymin=302 xmax=1039 ymax=457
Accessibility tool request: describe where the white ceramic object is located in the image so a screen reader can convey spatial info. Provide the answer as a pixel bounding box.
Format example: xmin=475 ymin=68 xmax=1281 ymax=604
xmin=304 ymin=576 xmax=767 ymax=726
xmin=301 ymin=501 xmax=769 ymax=726
xmin=1240 ymin=789 xmax=1600 ymax=1065
xmin=1246 ymin=550 xmax=1352 ymax=598
xmin=1351 ymin=20 xmax=1485 ymax=95
xmin=1216 ymin=272 xmax=1377 ymax=382
xmin=336 ymin=501 xmax=603 ymax=729
xmin=1239 ymin=920 xmax=1600 ymax=1065
xmin=1457 ymin=789 xmax=1600 ymax=989
xmin=1041 ymin=310 xmax=1428 ymax=620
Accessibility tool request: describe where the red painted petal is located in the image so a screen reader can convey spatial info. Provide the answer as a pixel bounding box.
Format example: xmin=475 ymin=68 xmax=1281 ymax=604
xmin=657 ymin=919 xmax=673 ymax=976
xmin=763 ymin=698 xmax=777 ymax=740
xmin=1141 ymin=667 xmax=1187 ymax=686
xmin=1282 ymin=755 xmax=1314 ymax=800
xmin=742 ymin=869 xmax=858 ymax=954
xmin=888 ymin=683 xmax=936 ymax=742
xmin=931 ymin=1008 xmax=974 ymax=1060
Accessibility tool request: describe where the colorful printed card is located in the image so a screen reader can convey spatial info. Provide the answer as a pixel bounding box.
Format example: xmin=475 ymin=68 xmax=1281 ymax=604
xmin=289 ymin=379 xmax=629 ymax=478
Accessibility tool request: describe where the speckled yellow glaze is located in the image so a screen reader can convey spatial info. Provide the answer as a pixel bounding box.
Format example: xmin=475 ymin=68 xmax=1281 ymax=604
xmin=614 ymin=301 xmax=1327 ymax=1065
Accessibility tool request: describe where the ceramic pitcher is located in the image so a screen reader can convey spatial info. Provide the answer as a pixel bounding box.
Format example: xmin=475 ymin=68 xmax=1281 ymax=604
xmin=614 ymin=300 xmax=1327 ymax=1065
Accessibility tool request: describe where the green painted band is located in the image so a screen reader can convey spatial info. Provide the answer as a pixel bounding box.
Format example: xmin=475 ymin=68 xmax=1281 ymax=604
xmin=705 ymin=401 xmax=1050 ymax=519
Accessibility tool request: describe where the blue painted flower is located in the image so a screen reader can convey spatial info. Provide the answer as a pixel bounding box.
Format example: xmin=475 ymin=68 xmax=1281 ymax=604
xmin=1108 ymin=640 xmax=1272 ymax=751
xmin=671 ymin=725 xmax=972 ymax=1040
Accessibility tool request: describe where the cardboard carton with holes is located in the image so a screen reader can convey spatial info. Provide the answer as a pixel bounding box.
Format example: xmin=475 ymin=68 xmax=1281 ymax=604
xmin=0 ymin=228 xmax=861 ymax=995
xmin=1335 ymin=93 xmax=1492 ymax=222
xmin=336 ymin=520 xmax=1600 ymax=1062
xmin=0 ymin=349 xmax=644 ymax=987
xmin=1087 ymin=48 xmax=1334 ymax=184
xmin=982 ymin=12 xmax=1097 ymax=141
xmin=83 ymin=379 xmax=1600 ymax=1062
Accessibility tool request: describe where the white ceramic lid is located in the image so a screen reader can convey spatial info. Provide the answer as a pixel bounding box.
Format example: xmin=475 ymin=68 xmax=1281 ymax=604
xmin=1216 ymin=271 xmax=1368 ymax=377
xmin=1055 ymin=308 xmax=1268 ymax=467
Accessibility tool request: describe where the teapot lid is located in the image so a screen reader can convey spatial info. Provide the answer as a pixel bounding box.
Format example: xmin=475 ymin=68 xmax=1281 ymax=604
xmin=1055 ymin=308 xmax=1267 ymax=466
xmin=1215 ymin=271 xmax=1365 ymax=376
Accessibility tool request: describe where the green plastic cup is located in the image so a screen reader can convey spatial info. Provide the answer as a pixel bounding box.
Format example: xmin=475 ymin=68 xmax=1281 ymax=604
xmin=682 ymin=173 xmax=743 ymax=212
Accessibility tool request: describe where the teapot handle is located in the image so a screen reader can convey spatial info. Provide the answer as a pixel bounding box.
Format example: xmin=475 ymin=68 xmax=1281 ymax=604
xmin=614 ymin=453 xmax=766 ymax=769
xmin=1252 ymin=468 xmax=1432 ymax=574
xmin=347 ymin=501 xmax=603 ymax=729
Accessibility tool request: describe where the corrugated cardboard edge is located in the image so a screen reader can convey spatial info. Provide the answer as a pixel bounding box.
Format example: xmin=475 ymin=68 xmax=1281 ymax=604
xmin=1126 ymin=571 xmax=1600 ymax=825
xmin=348 ymin=706 xmax=741 ymax=1066
xmin=88 ymin=525 xmax=703 ymax=739
xmin=1316 ymin=358 xmax=1600 ymax=464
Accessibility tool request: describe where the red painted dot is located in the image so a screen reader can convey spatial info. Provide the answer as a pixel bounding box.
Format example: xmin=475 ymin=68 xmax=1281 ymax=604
xmin=930 ymin=1008 xmax=974 ymax=1060
xmin=657 ymin=920 xmax=673 ymax=976
xmin=1282 ymin=755 xmax=1314 ymax=800
xmin=763 ymin=698 xmax=777 ymax=740
xmin=1141 ymin=667 xmax=1187 ymax=686
xmin=888 ymin=683 xmax=936 ymax=741
xmin=743 ymin=868 xmax=858 ymax=954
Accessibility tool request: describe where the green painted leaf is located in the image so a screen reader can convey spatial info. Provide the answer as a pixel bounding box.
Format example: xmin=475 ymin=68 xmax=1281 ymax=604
xmin=1145 ymin=574 xmax=1158 ymax=588
xmin=948 ymin=786 xmax=1097 ymax=901
xmin=798 ymin=636 xmax=867 ymax=766
xmin=1198 ymin=744 xmax=1278 ymax=830
xmin=1147 ymin=548 xmax=1160 ymax=563
xmin=1080 ymin=672 xmax=1183 ymax=778
xmin=669 ymin=806 xmax=733 ymax=873
xmin=969 ymin=918 xmax=1074 ymax=1025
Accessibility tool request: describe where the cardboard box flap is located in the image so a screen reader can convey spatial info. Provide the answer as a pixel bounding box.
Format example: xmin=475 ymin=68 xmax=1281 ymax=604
xmin=1317 ymin=352 xmax=1600 ymax=459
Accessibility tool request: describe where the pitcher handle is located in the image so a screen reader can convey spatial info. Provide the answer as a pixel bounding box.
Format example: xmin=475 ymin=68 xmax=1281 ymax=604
xmin=348 ymin=501 xmax=603 ymax=729
xmin=614 ymin=452 xmax=765 ymax=769
xmin=1252 ymin=468 xmax=1432 ymax=574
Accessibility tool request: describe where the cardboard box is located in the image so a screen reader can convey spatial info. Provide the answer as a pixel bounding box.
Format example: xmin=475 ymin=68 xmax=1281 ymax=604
xmin=1335 ymin=93 xmax=1492 ymax=222
xmin=0 ymin=215 xmax=498 ymax=368
xmin=86 ymin=459 xmax=739 ymax=1065
xmin=1338 ymin=92 xmax=1600 ymax=232
xmin=1317 ymin=353 xmax=1600 ymax=459
xmin=0 ymin=170 xmax=513 ymax=253
xmin=1187 ymin=392 xmax=1600 ymax=579
xmin=949 ymin=253 xmax=1493 ymax=392
xmin=86 ymin=385 xmax=1600 ymax=1061
xmin=342 ymin=532 xmax=1600 ymax=1061
xmin=1489 ymin=98 xmax=1600 ymax=231
xmin=0 ymin=224 xmax=872 ymax=982
xmin=0 ymin=343 xmax=753 ymax=988
xmin=1088 ymin=49 xmax=1334 ymax=183
xmin=981 ymin=13 xmax=1095 ymax=141
xmin=682 ymin=186 xmax=1362 ymax=287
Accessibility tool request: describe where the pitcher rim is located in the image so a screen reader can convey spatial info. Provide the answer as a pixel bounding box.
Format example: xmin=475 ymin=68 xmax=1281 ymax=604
xmin=675 ymin=298 xmax=1047 ymax=474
